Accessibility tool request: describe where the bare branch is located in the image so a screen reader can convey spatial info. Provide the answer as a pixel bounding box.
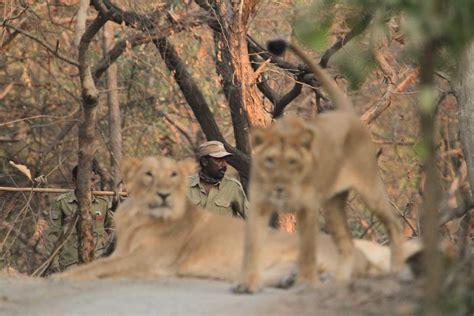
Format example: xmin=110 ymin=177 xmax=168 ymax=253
xmin=93 ymin=11 xmax=208 ymax=81
xmin=75 ymin=0 xmax=91 ymax=47
xmin=2 ymin=22 xmax=79 ymax=67
xmin=319 ymin=14 xmax=373 ymax=68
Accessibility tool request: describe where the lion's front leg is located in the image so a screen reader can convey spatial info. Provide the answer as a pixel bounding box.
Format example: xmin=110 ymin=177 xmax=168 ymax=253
xmin=53 ymin=253 xmax=150 ymax=281
xmin=233 ymin=202 xmax=272 ymax=294
xmin=295 ymin=206 xmax=318 ymax=287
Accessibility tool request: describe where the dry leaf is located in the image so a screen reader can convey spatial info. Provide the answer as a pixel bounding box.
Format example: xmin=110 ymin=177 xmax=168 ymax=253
xmin=9 ymin=161 xmax=32 ymax=182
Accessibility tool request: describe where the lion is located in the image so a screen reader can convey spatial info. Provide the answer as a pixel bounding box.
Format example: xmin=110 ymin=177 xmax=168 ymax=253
xmin=54 ymin=155 xmax=406 ymax=286
xmin=234 ymin=40 xmax=404 ymax=294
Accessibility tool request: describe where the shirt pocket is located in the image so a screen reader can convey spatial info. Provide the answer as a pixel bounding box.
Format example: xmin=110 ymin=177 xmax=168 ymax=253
xmin=93 ymin=210 xmax=106 ymax=234
xmin=214 ymin=199 xmax=231 ymax=215
xmin=51 ymin=211 xmax=60 ymax=220
xmin=48 ymin=211 xmax=62 ymax=229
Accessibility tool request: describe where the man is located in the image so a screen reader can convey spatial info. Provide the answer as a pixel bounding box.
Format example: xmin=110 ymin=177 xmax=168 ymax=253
xmin=188 ymin=140 xmax=248 ymax=219
xmin=46 ymin=162 xmax=114 ymax=272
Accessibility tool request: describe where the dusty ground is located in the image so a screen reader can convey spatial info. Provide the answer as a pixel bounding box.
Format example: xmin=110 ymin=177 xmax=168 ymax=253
xmin=0 ymin=275 xmax=422 ymax=315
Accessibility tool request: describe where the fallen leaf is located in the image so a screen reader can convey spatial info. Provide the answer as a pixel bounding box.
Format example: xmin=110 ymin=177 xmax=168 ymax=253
xmin=9 ymin=161 xmax=32 ymax=182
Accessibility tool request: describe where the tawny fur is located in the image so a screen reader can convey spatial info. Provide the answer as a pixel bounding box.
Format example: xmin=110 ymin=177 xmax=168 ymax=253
xmin=234 ymin=41 xmax=404 ymax=294
xmin=54 ymin=156 xmax=403 ymax=285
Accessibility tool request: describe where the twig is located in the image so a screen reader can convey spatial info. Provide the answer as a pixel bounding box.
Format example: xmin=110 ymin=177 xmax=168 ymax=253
xmin=390 ymin=200 xmax=418 ymax=236
xmin=2 ymin=22 xmax=80 ymax=67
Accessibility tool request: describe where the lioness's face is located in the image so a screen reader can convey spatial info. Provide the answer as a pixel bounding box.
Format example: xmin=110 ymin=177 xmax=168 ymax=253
xmin=121 ymin=156 xmax=189 ymax=220
xmin=250 ymin=117 xmax=314 ymax=209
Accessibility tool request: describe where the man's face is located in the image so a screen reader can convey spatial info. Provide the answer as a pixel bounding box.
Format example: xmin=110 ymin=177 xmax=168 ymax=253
xmin=73 ymin=171 xmax=101 ymax=191
xmin=202 ymin=156 xmax=227 ymax=179
xmin=90 ymin=171 xmax=100 ymax=191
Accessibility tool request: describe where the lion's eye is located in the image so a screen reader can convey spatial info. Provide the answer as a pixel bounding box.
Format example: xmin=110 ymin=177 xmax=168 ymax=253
xmin=145 ymin=171 xmax=153 ymax=177
xmin=264 ymin=156 xmax=274 ymax=167
xmin=288 ymin=158 xmax=297 ymax=166
xmin=170 ymin=171 xmax=178 ymax=178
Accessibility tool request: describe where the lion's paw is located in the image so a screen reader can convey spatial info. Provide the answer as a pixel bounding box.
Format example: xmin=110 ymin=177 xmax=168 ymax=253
xmin=231 ymin=282 xmax=262 ymax=294
xmin=276 ymin=271 xmax=297 ymax=289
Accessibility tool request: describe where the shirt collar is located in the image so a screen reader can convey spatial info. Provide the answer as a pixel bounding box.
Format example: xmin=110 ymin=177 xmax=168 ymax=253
xmin=189 ymin=174 xmax=223 ymax=190
xmin=189 ymin=174 xmax=200 ymax=187
xmin=68 ymin=191 xmax=98 ymax=203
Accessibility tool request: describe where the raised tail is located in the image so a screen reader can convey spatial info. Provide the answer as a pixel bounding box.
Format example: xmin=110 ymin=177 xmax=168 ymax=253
xmin=267 ymin=39 xmax=353 ymax=113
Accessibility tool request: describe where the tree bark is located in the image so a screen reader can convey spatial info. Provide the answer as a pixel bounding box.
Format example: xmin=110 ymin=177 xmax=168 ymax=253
xmin=196 ymin=0 xmax=268 ymax=136
xmin=215 ymin=1 xmax=269 ymax=128
xmin=103 ymin=22 xmax=122 ymax=192
xmin=213 ymin=31 xmax=251 ymax=157
xmin=457 ymin=42 xmax=474 ymax=196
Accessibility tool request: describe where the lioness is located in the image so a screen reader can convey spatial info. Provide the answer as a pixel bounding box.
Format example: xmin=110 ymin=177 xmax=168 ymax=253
xmin=234 ymin=40 xmax=404 ymax=294
xmin=55 ymin=155 xmax=400 ymax=284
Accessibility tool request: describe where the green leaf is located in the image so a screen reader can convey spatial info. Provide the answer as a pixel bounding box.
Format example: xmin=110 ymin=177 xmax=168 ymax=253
xmin=294 ymin=17 xmax=333 ymax=51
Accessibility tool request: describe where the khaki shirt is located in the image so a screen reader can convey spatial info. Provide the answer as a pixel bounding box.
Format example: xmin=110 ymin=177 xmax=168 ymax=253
xmin=188 ymin=174 xmax=248 ymax=218
xmin=45 ymin=191 xmax=113 ymax=271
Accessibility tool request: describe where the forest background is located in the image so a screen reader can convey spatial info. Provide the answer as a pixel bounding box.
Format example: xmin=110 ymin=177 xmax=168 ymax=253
xmin=1 ymin=0 xmax=474 ymax=312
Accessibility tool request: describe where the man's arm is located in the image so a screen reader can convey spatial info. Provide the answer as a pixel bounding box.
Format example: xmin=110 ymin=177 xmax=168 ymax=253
xmin=44 ymin=199 xmax=63 ymax=271
xmin=232 ymin=183 xmax=249 ymax=219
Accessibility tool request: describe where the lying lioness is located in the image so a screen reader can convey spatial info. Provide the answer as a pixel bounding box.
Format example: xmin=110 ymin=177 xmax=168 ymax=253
xmin=56 ymin=156 xmax=408 ymax=287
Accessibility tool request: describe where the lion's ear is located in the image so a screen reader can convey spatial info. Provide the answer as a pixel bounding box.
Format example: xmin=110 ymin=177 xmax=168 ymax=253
xmin=178 ymin=158 xmax=197 ymax=176
xmin=120 ymin=157 xmax=141 ymax=185
xmin=250 ymin=127 xmax=267 ymax=148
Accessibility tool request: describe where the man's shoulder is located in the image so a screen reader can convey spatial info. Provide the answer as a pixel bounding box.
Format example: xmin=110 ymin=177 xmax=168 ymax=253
xmin=55 ymin=191 xmax=75 ymax=203
xmin=188 ymin=174 xmax=199 ymax=186
xmin=222 ymin=176 xmax=244 ymax=190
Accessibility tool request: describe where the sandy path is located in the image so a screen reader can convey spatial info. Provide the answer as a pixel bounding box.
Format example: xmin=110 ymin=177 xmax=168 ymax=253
xmin=0 ymin=276 xmax=419 ymax=316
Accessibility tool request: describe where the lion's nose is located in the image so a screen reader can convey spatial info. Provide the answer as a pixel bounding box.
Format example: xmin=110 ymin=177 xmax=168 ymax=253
xmin=275 ymin=186 xmax=284 ymax=196
xmin=157 ymin=192 xmax=170 ymax=201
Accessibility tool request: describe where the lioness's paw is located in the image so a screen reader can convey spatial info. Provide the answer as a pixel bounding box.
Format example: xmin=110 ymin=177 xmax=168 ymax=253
xmin=292 ymin=280 xmax=317 ymax=293
xmin=232 ymin=282 xmax=262 ymax=294
xmin=276 ymin=271 xmax=297 ymax=289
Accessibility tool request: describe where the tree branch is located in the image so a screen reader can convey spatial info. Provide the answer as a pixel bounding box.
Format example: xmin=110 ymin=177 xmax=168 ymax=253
xmin=154 ymin=37 xmax=250 ymax=179
xmin=319 ymin=14 xmax=373 ymax=68
xmin=2 ymin=22 xmax=80 ymax=67
xmin=92 ymin=11 xmax=208 ymax=81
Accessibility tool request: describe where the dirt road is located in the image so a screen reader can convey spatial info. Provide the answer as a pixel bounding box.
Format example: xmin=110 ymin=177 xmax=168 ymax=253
xmin=0 ymin=276 xmax=420 ymax=315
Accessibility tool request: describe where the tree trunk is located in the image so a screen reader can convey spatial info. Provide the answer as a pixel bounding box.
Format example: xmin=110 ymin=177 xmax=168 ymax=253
xmin=418 ymin=40 xmax=443 ymax=316
xmin=220 ymin=0 xmax=269 ymax=129
xmin=76 ymin=14 xmax=108 ymax=264
xmin=213 ymin=31 xmax=251 ymax=155
xmin=103 ymin=22 xmax=122 ymax=192
xmin=457 ymin=42 xmax=474 ymax=196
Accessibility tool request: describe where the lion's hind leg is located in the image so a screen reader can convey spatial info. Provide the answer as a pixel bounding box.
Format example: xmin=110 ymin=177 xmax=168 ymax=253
xmin=323 ymin=191 xmax=356 ymax=281
xmin=355 ymin=176 xmax=404 ymax=273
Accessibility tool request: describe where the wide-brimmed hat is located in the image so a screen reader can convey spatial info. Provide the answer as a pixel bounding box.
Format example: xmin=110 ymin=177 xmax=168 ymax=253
xmin=198 ymin=141 xmax=232 ymax=159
